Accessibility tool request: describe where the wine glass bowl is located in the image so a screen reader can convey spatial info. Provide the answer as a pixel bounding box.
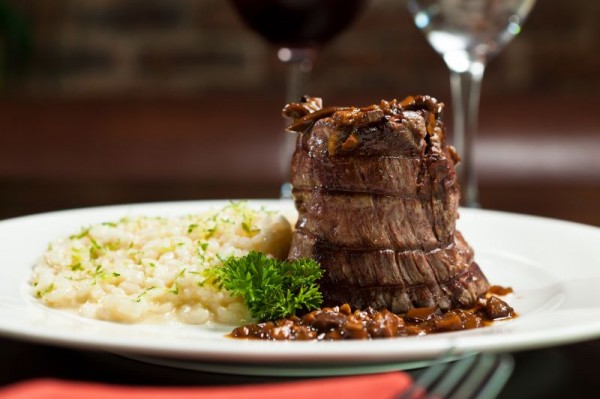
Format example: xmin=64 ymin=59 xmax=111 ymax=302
xmin=229 ymin=0 xmax=366 ymax=49
xmin=408 ymin=0 xmax=536 ymax=207
xmin=411 ymin=0 xmax=534 ymax=65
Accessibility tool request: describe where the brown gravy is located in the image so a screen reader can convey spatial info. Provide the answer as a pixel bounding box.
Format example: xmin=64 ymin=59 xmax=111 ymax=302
xmin=229 ymin=286 xmax=515 ymax=340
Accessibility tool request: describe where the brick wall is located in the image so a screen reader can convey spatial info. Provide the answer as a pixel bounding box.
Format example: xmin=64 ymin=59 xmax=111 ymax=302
xmin=0 ymin=0 xmax=598 ymax=99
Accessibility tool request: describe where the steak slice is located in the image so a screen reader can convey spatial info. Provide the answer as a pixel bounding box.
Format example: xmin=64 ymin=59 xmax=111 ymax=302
xmin=289 ymin=230 xmax=488 ymax=313
xmin=291 ymin=150 xmax=456 ymax=197
xmin=289 ymin=230 xmax=474 ymax=287
xmin=295 ymin=110 xmax=430 ymax=158
xmin=317 ymin=262 xmax=489 ymax=314
xmin=293 ymin=189 xmax=458 ymax=251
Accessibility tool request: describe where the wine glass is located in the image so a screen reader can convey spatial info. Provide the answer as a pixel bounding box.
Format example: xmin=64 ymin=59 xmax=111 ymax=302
xmin=229 ymin=0 xmax=367 ymax=198
xmin=407 ymin=0 xmax=536 ymax=207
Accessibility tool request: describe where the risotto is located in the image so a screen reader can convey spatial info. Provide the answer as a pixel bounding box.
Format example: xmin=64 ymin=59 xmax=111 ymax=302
xmin=30 ymin=202 xmax=293 ymax=325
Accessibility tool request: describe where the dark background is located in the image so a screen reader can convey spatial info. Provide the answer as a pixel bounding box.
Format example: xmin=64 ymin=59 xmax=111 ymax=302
xmin=0 ymin=0 xmax=598 ymax=225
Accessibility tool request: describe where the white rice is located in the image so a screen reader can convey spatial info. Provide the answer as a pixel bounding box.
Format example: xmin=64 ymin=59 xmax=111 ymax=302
xmin=30 ymin=201 xmax=292 ymax=325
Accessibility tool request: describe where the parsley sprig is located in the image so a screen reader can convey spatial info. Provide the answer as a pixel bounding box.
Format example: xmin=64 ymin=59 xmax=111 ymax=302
xmin=207 ymin=251 xmax=323 ymax=321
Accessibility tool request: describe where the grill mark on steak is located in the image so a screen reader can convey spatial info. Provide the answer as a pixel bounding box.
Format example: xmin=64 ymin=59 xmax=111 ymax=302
xmin=289 ymin=228 xmax=458 ymax=257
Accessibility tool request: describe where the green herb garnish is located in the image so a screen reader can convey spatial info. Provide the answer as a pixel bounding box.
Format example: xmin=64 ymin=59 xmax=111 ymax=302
xmin=206 ymin=251 xmax=323 ymax=321
xmin=69 ymin=227 xmax=90 ymax=240
xmin=36 ymin=283 xmax=55 ymax=298
xmin=69 ymin=262 xmax=83 ymax=272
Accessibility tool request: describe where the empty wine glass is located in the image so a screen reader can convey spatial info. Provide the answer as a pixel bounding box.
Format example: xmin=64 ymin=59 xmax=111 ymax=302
xmin=407 ymin=0 xmax=536 ymax=207
xmin=229 ymin=0 xmax=367 ymax=198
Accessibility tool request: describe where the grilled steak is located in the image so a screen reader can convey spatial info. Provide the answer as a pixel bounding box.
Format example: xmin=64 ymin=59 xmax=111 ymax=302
xmin=284 ymin=96 xmax=489 ymax=313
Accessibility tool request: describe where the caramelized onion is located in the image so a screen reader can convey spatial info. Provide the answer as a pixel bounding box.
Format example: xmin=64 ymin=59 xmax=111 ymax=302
xmin=229 ymin=287 xmax=516 ymax=341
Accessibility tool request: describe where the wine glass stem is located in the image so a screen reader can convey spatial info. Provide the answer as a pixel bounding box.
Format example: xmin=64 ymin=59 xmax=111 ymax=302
xmin=450 ymin=64 xmax=485 ymax=208
xmin=280 ymin=49 xmax=314 ymax=199
xmin=285 ymin=57 xmax=313 ymax=103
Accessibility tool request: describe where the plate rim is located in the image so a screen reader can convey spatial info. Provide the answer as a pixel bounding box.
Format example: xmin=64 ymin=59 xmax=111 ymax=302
xmin=0 ymin=199 xmax=599 ymax=367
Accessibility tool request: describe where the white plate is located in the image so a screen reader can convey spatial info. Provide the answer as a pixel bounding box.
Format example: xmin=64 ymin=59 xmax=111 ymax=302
xmin=1 ymin=200 xmax=600 ymax=376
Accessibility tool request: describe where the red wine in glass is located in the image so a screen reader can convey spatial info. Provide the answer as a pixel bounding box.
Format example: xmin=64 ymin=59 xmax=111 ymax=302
xmin=230 ymin=0 xmax=367 ymax=48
